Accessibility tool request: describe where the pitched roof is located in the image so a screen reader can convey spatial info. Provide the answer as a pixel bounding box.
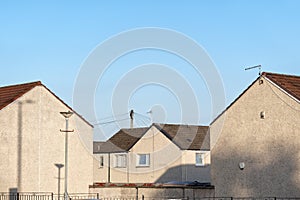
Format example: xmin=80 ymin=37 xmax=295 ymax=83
xmin=94 ymin=127 xmax=149 ymax=153
xmin=211 ymin=71 xmax=300 ymax=125
xmin=93 ymin=141 xmax=106 ymax=153
xmin=0 ymin=81 xmax=93 ymax=127
xmin=94 ymin=124 xmax=209 ymax=153
xmin=0 ymin=81 xmax=42 ymax=110
xmin=262 ymin=72 xmax=300 ymax=102
xmin=154 ymin=124 xmax=209 ymax=150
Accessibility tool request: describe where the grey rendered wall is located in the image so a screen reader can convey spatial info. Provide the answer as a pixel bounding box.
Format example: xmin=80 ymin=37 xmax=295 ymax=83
xmin=93 ymin=126 xmax=211 ymax=184
xmin=0 ymin=86 xmax=93 ymax=193
xmin=210 ymin=77 xmax=300 ymax=197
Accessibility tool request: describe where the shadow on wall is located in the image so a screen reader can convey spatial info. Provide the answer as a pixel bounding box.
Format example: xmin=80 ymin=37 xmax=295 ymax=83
xmin=17 ymin=100 xmax=34 ymax=191
xmin=155 ymin=164 xmax=210 ymax=184
xmin=212 ymin=140 xmax=300 ymax=197
xmin=54 ymin=164 xmax=64 ymax=198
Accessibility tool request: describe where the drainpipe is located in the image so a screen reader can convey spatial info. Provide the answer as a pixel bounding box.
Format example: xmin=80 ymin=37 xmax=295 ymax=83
xmin=127 ymin=152 xmax=129 ymax=183
xmin=108 ymin=153 xmax=111 ymax=183
xmin=135 ymin=187 xmax=138 ymax=200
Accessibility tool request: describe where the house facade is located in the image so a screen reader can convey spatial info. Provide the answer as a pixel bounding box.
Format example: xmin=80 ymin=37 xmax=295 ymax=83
xmin=0 ymin=81 xmax=94 ymax=193
xmin=93 ymin=124 xmax=210 ymax=184
xmin=210 ymin=72 xmax=300 ymax=197
xmin=2 ymin=71 xmax=299 ymax=198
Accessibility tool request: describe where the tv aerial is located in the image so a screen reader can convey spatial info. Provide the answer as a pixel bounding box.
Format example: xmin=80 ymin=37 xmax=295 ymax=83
xmin=245 ymin=65 xmax=262 ymax=75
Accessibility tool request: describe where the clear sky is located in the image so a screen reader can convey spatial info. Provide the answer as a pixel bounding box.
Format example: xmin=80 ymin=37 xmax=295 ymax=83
xmin=1 ymin=1 xmax=299 ymax=140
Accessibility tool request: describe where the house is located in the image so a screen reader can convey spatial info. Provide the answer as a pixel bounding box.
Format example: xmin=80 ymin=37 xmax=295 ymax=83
xmin=210 ymin=72 xmax=300 ymax=197
xmin=0 ymin=81 xmax=94 ymax=193
xmin=93 ymin=123 xmax=210 ymax=184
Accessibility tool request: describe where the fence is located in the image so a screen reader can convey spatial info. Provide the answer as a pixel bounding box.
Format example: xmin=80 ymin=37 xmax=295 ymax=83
xmin=0 ymin=193 xmax=99 ymax=200
xmin=141 ymin=198 xmax=300 ymax=200
xmin=1 ymin=194 xmax=300 ymax=200
xmin=0 ymin=193 xmax=53 ymax=200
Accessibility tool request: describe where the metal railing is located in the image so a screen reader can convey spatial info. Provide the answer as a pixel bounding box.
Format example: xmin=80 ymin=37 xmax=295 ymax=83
xmin=133 ymin=197 xmax=300 ymax=200
xmin=68 ymin=193 xmax=99 ymax=200
xmin=0 ymin=193 xmax=99 ymax=200
xmin=0 ymin=193 xmax=53 ymax=200
xmin=100 ymin=197 xmax=136 ymax=200
xmin=1 ymin=193 xmax=300 ymax=200
xmin=190 ymin=198 xmax=300 ymax=200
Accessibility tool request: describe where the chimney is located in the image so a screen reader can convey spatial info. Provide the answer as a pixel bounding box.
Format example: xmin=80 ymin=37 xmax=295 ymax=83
xmin=130 ymin=110 xmax=134 ymax=128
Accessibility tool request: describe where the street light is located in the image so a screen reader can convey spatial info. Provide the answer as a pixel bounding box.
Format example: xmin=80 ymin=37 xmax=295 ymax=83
xmin=60 ymin=111 xmax=74 ymax=200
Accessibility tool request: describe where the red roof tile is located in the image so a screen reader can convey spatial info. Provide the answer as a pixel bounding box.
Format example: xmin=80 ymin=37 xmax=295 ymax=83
xmin=0 ymin=81 xmax=93 ymax=127
xmin=0 ymin=81 xmax=42 ymax=110
xmin=262 ymin=72 xmax=300 ymax=102
xmin=211 ymin=71 xmax=300 ymax=125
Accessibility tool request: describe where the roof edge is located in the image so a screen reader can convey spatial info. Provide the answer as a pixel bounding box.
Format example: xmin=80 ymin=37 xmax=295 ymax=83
xmin=0 ymin=81 xmax=42 ymax=88
xmin=126 ymin=126 xmax=151 ymax=151
xmin=0 ymin=81 xmax=42 ymax=110
xmin=261 ymin=71 xmax=300 ymax=78
xmin=0 ymin=81 xmax=93 ymax=128
xmin=262 ymin=72 xmax=300 ymax=103
xmin=211 ymin=71 xmax=300 ymax=125
xmin=153 ymin=123 xmax=209 ymax=128
xmin=153 ymin=124 xmax=210 ymax=145
xmin=152 ymin=124 xmax=187 ymax=150
xmin=40 ymin=84 xmax=94 ymax=127
xmin=264 ymin=76 xmax=300 ymax=103
xmin=210 ymin=76 xmax=260 ymax=125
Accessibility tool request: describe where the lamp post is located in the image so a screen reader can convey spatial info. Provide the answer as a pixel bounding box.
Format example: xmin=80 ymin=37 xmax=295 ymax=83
xmin=60 ymin=111 xmax=74 ymax=200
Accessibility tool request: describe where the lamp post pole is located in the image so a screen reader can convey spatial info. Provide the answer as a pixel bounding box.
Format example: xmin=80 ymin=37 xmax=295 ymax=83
xmin=60 ymin=111 xmax=74 ymax=200
xmin=64 ymin=117 xmax=69 ymax=200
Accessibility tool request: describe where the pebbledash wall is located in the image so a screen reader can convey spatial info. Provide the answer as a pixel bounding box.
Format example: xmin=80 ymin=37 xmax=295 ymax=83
xmin=0 ymin=85 xmax=93 ymax=193
xmin=210 ymin=75 xmax=300 ymax=197
xmin=93 ymin=125 xmax=211 ymax=184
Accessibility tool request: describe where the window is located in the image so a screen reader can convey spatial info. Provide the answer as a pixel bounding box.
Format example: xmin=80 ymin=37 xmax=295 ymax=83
xmin=115 ymin=154 xmax=127 ymax=168
xmin=195 ymin=153 xmax=205 ymax=166
xmin=99 ymin=156 xmax=104 ymax=168
xmin=136 ymin=154 xmax=150 ymax=167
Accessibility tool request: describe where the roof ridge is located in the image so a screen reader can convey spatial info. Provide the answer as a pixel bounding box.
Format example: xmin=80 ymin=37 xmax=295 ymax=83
xmin=153 ymin=123 xmax=208 ymax=128
xmin=121 ymin=127 xmax=149 ymax=131
xmin=0 ymin=81 xmax=42 ymax=89
xmin=262 ymin=71 xmax=300 ymax=78
xmin=41 ymin=84 xmax=94 ymax=127
xmin=0 ymin=81 xmax=42 ymax=111
xmin=0 ymin=80 xmax=93 ymax=127
xmin=212 ymin=71 xmax=300 ymax=125
xmin=262 ymin=71 xmax=300 ymax=102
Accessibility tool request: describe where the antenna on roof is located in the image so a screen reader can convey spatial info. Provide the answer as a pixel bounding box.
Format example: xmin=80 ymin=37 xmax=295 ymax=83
xmin=147 ymin=109 xmax=152 ymax=123
xmin=245 ymin=65 xmax=262 ymax=75
xmin=129 ymin=109 xmax=134 ymax=128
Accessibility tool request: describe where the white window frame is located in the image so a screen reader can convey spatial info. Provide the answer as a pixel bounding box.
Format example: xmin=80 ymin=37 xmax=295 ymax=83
xmin=136 ymin=154 xmax=150 ymax=167
xmin=114 ymin=154 xmax=127 ymax=168
xmin=195 ymin=152 xmax=205 ymax=166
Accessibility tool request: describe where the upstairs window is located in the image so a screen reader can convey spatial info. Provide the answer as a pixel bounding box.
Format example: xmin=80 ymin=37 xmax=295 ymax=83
xmin=115 ymin=154 xmax=127 ymax=168
xmin=195 ymin=153 xmax=205 ymax=166
xmin=136 ymin=154 xmax=150 ymax=167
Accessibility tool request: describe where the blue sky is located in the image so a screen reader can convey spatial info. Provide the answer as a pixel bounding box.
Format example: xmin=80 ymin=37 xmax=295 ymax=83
xmin=1 ymin=1 xmax=299 ymax=140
